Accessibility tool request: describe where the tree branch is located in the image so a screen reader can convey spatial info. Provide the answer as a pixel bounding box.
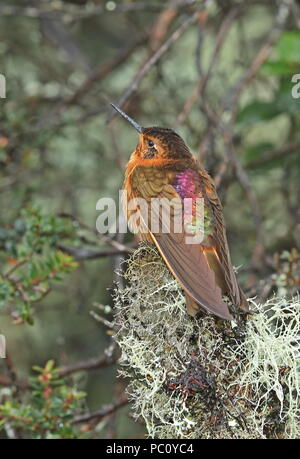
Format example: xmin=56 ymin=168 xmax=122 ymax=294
xmin=107 ymin=11 xmax=200 ymax=123
xmin=247 ymin=140 xmax=300 ymax=169
xmin=57 ymin=244 xmax=134 ymax=260
xmin=71 ymin=395 xmax=128 ymax=424
xmin=58 ymin=351 xmax=117 ymax=378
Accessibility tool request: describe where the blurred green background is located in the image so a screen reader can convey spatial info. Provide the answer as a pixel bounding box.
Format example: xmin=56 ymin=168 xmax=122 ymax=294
xmin=0 ymin=0 xmax=299 ymax=439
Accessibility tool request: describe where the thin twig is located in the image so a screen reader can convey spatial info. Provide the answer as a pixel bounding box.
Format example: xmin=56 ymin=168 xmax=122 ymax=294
xmin=65 ymin=36 xmax=148 ymax=107
xmin=107 ymin=11 xmax=200 ymax=123
xmin=57 ymin=212 xmax=135 ymax=253
xmin=57 ymin=245 xmax=134 ymax=260
xmin=58 ymin=351 xmax=117 ymax=377
xmin=71 ymin=395 xmax=128 ymax=424
xmin=246 ymin=140 xmax=300 ymax=169
xmin=0 ymin=1 xmax=198 ymax=19
xmin=176 ymin=7 xmax=238 ymax=126
xmin=223 ymin=1 xmax=292 ymax=122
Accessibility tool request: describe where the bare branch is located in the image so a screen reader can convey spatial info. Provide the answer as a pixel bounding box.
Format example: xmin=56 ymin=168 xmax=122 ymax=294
xmin=176 ymin=7 xmax=238 ymax=126
xmin=223 ymin=0 xmax=292 ymax=121
xmin=57 ymin=244 xmax=134 ymax=260
xmin=0 ymin=1 xmax=198 ymax=20
xmin=247 ymin=140 xmax=300 ymax=169
xmin=65 ymin=36 xmax=147 ymax=106
xmin=71 ymin=395 xmax=128 ymax=425
xmin=58 ymin=351 xmax=117 ymax=378
xmin=107 ymin=11 xmax=200 ymax=123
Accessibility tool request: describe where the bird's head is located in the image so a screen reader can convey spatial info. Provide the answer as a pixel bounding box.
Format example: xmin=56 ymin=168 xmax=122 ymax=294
xmin=111 ymin=104 xmax=192 ymax=161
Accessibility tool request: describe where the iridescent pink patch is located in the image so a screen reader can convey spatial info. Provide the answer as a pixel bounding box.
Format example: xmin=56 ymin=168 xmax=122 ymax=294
xmin=175 ymin=169 xmax=200 ymax=199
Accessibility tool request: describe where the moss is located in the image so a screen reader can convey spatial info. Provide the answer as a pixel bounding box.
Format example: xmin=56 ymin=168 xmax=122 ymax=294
xmin=113 ymin=245 xmax=300 ymax=439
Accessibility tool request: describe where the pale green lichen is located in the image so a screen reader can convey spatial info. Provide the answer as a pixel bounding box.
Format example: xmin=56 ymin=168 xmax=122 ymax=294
xmin=113 ymin=245 xmax=300 ymax=439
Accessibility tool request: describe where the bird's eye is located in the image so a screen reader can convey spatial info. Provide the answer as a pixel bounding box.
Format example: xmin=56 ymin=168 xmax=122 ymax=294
xmin=147 ymin=140 xmax=155 ymax=148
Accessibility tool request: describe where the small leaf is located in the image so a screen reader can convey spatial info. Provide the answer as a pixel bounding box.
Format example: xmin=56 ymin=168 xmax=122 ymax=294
xmin=45 ymin=360 xmax=55 ymax=372
xmin=244 ymin=143 xmax=274 ymax=162
xmin=237 ymin=102 xmax=281 ymax=124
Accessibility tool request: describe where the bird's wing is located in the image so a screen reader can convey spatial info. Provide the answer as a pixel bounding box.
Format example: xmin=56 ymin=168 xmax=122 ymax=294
xmin=131 ymin=166 xmax=233 ymax=320
xmin=199 ymin=169 xmax=248 ymax=311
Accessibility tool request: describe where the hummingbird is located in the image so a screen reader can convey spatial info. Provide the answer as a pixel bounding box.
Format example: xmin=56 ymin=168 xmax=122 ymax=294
xmin=111 ymin=103 xmax=248 ymax=321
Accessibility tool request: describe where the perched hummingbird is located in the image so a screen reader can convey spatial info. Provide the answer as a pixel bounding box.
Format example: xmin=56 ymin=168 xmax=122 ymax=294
xmin=111 ymin=104 xmax=248 ymax=320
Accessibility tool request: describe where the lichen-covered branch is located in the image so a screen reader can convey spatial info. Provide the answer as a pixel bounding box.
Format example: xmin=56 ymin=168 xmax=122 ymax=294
xmin=113 ymin=245 xmax=300 ymax=439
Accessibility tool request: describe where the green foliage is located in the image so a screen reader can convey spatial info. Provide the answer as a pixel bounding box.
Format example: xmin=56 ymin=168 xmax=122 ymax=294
xmin=262 ymin=31 xmax=300 ymax=75
xmin=0 ymin=360 xmax=86 ymax=439
xmin=243 ymin=142 xmax=274 ymax=162
xmin=237 ymin=78 xmax=299 ymax=126
xmin=237 ymin=101 xmax=282 ymax=125
xmin=0 ymin=208 xmax=78 ymax=324
xmin=237 ymin=29 xmax=300 ymax=173
xmin=0 ymin=207 xmax=77 ymax=257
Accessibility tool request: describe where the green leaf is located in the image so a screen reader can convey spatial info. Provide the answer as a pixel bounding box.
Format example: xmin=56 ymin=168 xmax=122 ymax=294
xmin=45 ymin=360 xmax=55 ymax=372
xmin=237 ymin=102 xmax=281 ymax=124
xmin=262 ymin=61 xmax=296 ymax=76
xmin=277 ymin=31 xmax=300 ymax=62
xmin=262 ymin=30 xmax=300 ymax=75
xmin=244 ymin=143 xmax=274 ymax=162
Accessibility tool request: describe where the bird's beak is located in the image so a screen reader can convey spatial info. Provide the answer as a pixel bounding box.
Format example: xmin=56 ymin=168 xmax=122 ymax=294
xmin=110 ymin=103 xmax=144 ymax=134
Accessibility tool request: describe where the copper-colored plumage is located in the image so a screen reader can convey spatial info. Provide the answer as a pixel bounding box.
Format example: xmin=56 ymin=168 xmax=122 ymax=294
xmin=111 ymin=104 xmax=248 ymax=320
